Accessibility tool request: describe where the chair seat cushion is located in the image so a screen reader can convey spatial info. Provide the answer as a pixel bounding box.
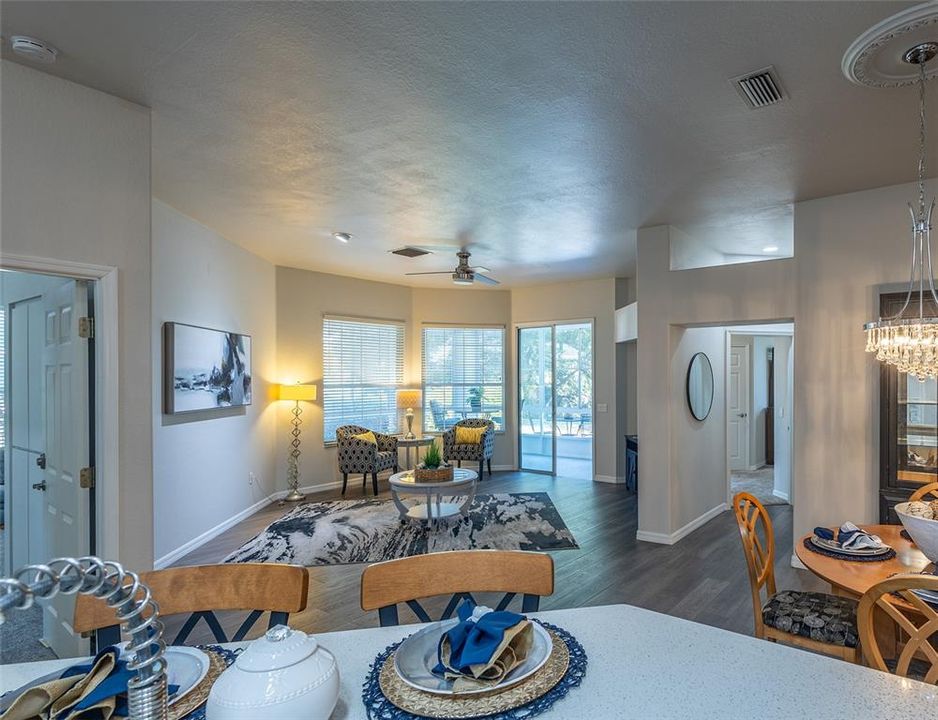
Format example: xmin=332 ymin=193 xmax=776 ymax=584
xmin=762 ymin=591 xmax=859 ymax=648
xmin=451 ymin=443 xmax=484 ymax=459
xmin=375 ymin=451 xmax=397 ymax=471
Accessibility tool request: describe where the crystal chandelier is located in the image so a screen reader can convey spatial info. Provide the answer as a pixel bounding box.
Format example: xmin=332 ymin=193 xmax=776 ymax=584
xmin=865 ymin=43 xmax=938 ymax=381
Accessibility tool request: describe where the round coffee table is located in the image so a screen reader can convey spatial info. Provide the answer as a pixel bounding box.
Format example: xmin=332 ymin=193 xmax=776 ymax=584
xmin=388 ymin=468 xmax=478 ymax=525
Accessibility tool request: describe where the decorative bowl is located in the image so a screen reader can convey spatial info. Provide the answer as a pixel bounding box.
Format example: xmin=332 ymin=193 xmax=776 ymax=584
xmin=895 ymin=501 xmax=938 ymax=563
xmin=206 ymin=625 xmax=339 ymax=720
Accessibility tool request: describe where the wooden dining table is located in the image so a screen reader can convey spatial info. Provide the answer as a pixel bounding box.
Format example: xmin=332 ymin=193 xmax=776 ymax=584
xmin=1 ymin=604 xmax=935 ymax=718
xmin=796 ymin=524 xmax=932 ymax=599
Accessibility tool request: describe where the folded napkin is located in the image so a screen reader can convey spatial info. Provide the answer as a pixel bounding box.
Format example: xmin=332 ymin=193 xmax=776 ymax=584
xmin=434 ymin=600 xmax=534 ymax=692
xmin=814 ymin=522 xmax=884 ymax=550
xmin=1 ymin=647 xmax=177 ymax=720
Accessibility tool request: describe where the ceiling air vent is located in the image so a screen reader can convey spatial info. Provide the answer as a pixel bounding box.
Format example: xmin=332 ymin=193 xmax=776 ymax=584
xmin=732 ymin=66 xmax=785 ymax=109
xmin=390 ymin=246 xmax=431 ymax=258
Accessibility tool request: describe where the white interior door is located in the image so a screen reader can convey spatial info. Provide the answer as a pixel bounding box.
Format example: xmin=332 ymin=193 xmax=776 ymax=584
xmin=40 ymin=279 xmax=91 ymax=658
xmin=728 ymin=344 xmax=750 ymax=471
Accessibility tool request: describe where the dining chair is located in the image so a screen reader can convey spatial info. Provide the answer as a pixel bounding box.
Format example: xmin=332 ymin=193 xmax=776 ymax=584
xmin=909 ymin=481 xmax=938 ymax=502
xmin=74 ymin=563 xmax=309 ymax=648
xmin=732 ymin=492 xmax=861 ymax=662
xmin=857 ymin=573 xmax=938 ymax=683
xmin=360 ymin=550 xmax=554 ymax=626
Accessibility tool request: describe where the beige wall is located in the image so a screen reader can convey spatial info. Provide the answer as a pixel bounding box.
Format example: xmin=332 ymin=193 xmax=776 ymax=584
xmin=152 ymin=201 xmax=278 ymax=566
xmin=637 ymin=177 xmax=936 ymax=544
xmin=1 ymin=61 xmax=153 ymax=568
xmin=511 ymin=278 xmax=619 ymax=481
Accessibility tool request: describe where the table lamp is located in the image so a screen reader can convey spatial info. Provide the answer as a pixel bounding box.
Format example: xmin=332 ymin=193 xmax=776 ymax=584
xmin=278 ymin=382 xmax=318 ymax=502
xmin=396 ymin=388 xmax=421 ymax=439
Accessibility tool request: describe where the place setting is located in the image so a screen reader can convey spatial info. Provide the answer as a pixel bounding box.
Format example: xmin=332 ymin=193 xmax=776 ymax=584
xmin=362 ymin=599 xmax=587 ymax=719
xmin=804 ymin=522 xmax=896 ymax=562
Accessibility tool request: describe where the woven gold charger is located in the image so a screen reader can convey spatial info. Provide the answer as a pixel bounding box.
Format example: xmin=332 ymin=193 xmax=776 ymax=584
xmin=169 ymin=647 xmax=229 ymax=720
xmin=378 ymin=629 xmax=569 ymax=719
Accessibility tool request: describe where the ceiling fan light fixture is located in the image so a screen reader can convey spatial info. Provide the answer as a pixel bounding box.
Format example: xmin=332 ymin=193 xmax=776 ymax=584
xmin=452 ymin=274 xmax=473 ymax=286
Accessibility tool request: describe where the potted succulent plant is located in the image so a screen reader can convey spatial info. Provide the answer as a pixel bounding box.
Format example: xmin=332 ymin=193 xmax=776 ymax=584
xmin=468 ymin=386 xmax=485 ymax=412
xmin=415 ymin=438 xmax=453 ymax=482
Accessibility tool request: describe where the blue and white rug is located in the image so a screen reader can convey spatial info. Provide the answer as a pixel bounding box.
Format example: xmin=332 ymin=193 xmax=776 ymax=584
xmin=223 ymin=493 xmax=578 ymax=567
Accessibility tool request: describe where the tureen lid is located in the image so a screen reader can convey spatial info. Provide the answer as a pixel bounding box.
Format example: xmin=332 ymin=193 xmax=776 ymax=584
xmin=235 ymin=625 xmax=320 ymax=672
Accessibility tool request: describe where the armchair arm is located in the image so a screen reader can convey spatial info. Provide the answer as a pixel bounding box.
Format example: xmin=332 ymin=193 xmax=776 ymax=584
xmin=442 ymin=428 xmax=456 ymax=461
xmin=375 ymin=432 xmax=398 ymax=452
xmin=336 ymin=434 xmax=378 ymax=473
xmin=481 ymin=426 xmax=495 ymax=459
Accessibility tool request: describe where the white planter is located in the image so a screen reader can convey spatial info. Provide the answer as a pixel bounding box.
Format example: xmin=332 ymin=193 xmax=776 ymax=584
xmin=895 ymin=501 xmax=938 ymax=563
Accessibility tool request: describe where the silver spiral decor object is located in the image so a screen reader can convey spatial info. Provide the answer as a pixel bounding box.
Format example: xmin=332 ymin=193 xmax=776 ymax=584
xmin=0 ymin=556 xmax=168 ymax=720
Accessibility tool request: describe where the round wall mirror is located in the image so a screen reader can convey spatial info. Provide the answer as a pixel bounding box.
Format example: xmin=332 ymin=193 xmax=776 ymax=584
xmin=686 ymin=352 xmax=714 ymax=421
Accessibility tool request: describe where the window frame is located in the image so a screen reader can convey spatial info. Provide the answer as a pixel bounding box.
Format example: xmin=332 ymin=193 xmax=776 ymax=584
xmin=420 ymin=323 xmax=506 ymax=436
xmin=321 ymin=314 xmax=405 ymax=446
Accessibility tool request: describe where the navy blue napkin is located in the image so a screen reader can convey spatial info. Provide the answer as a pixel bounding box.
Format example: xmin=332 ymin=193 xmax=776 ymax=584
xmin=433 ymin=600 xmax=527 ymax=676
xmin=59 ymin=647 xmax=178 ymax=718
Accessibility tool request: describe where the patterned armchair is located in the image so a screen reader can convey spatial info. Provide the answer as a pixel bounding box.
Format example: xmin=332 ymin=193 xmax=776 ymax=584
xmin=336 ymin=425 xmax=399 ymax=496
xmin=442 ymin=418 xmax=495 ymax=478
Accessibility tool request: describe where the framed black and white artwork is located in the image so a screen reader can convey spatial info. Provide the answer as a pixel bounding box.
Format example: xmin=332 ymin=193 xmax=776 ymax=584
xmin=163 ymin=322 xmax=252 ymax=414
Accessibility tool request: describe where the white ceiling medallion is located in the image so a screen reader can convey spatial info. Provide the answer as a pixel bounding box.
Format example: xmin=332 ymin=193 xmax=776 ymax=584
xmin=843 ymin=2 xmax=938 ymax=87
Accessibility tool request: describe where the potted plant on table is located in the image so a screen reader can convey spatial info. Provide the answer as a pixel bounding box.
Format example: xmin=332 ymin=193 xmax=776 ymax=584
xmin=415 ymin=438 xmax=453 ymax=482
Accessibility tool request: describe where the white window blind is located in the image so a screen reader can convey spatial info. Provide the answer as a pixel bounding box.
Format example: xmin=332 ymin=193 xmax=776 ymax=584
xmin=422 ymin=326 xmax=504 ymax=433
xmin=322 ymin=316 xmax=404 ymax=442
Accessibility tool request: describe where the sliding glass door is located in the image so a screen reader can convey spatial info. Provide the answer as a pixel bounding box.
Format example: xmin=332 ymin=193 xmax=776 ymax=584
xmin=518 ymin=322 xmax=593 ymax=478
xmin=519 ymin=326 xmax=554 ymax=473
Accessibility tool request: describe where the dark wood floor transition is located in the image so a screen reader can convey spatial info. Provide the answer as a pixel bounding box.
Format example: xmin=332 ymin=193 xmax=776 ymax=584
xmin=173 ymin=471 xmax=823 ymax=643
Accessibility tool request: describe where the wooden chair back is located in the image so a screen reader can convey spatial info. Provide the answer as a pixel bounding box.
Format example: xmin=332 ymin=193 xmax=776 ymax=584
xmin=732 ymin=492 xmax=777 ymax=636
xmin=910 ymin=482 xmax=938 ymax=502
xmin=74 ymin=563 xmax=309 ymax=646
xmin=361 ymin=550 xmax=554 ymax=626
xmin=858 ymin=573 xmax=938 ymax=684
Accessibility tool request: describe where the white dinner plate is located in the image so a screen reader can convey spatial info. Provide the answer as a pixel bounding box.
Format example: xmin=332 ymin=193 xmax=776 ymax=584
xmin=120 ymin=644 xmax=210 ymax=706
xmin=0 ymin=645 xmax=210 ymax=712
xmin=393 ymin=618 xmax=552 ymax=696
xmin=810 ymin=535 xmax=892 ymax=556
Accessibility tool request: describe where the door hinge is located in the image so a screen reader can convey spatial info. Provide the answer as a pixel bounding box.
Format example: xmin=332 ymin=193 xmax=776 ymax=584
xmin=78 ymin=316 xmax=94 ymax=339
xmin=79 ymin=467 xmax=95 ymax=489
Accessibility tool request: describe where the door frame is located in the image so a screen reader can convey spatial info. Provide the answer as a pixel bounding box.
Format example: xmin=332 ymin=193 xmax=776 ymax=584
xmin=1 ymin=254 xmax=119 ymax=572
xmin=515 ymin=318 xmax=596 ymax=479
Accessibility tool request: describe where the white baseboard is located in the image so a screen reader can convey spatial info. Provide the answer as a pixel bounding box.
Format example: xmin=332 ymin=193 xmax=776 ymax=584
xmin=154 ymin=479 xmax=344 ymax=569
xmin=790 ymin=553 xmax=807 ymax=570
xmin=491 ymin=464 xmax=516 ymax=472
xmin=635 ymin=503 xmax=728 ymax=545
xmin=594 ymin=474 xmax=626 ymax=484
xmin=772 ymin=489 xmax=790 ymax=502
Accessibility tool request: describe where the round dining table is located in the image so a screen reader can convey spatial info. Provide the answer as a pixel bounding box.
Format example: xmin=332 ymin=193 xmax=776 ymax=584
xmin=796 ymin=524 xmax=932 ymax=599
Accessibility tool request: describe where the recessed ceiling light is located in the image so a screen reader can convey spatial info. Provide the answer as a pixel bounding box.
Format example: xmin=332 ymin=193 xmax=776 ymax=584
xmin=762 ymin=245 xmax=779 ymax=253
xmin=332 ymin=232 xmax=352 ymax=243
xmin=10 ymin=36 xmax=57 ymax=64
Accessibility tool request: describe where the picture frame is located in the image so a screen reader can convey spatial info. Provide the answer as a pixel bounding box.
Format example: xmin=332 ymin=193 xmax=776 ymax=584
xmin=163 ymin=321 xmax=252 ymax=414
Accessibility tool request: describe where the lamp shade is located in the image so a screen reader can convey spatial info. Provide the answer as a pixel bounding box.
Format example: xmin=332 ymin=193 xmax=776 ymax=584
xmin=278 ymin=383 xmax=317 ymax=401
xmin=396 ymin=388 xmax=421 ymax=409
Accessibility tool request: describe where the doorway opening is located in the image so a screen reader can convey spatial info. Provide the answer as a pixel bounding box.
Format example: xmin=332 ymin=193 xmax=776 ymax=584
xmin=517 ymin=321 xmax=594 ymax=479
xmin=1 ymin=269 xmax=96 ymax=662
xmin=727 ymin=323 xmax=794 ymax=507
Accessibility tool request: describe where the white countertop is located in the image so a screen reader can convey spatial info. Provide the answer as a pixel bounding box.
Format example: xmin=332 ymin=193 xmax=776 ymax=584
xmin=2 ymin=604 xmax=935 ymax=718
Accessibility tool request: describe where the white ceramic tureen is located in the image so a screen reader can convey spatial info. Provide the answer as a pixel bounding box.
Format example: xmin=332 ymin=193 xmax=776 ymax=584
xmin=206 ymin=625 xmax=340 ymax=720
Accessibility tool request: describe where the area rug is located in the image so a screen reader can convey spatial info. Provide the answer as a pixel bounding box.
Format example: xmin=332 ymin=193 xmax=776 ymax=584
xmin=223 ymin=492 xmax=578 ymax=567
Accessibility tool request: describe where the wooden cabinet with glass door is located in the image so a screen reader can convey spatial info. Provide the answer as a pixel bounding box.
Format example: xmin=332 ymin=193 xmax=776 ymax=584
xmin=879 ymin=291 xmax=938 ymax=522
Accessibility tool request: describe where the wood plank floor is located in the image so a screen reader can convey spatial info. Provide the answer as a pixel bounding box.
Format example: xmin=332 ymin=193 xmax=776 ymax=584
xmin=173 ymin=471 xmax=824 ymax=644
xmin=172 ymin=471 xmax=825 ymax=645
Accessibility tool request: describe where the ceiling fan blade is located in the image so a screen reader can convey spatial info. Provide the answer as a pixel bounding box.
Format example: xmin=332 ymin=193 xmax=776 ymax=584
xmin=469 ymin=265 xmax=491 ymax=273
xmin=405 ymin=270 xmax=454 ymax=276
xmin=473 ymin=273 xmax=500 ymax=286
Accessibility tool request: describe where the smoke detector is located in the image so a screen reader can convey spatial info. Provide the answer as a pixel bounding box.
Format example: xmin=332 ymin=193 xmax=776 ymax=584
xmin=731 ymin=66 xmax=785 ymax=109
xmin=10 ymin=36 xmax=57 ymax=64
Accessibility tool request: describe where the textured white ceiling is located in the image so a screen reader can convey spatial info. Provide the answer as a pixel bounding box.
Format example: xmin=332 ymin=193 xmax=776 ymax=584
xmin=0 ymin=1 xmax=924 ymax=286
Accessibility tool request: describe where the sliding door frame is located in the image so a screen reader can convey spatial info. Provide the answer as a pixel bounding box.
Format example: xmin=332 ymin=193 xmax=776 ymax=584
xmin=515 ymin=318 xmax=595 ymax=479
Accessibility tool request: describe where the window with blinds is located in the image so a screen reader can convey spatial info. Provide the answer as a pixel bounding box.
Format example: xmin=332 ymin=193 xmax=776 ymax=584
xmin=422 ymin=326 xmax=504 ymax=433
xmin=322 ymin=316 xmax=404 ymax=443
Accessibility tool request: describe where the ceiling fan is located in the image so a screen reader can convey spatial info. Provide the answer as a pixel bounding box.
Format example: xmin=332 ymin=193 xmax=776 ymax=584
xmin=405 ymin=250 xmax=500 ymax=286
